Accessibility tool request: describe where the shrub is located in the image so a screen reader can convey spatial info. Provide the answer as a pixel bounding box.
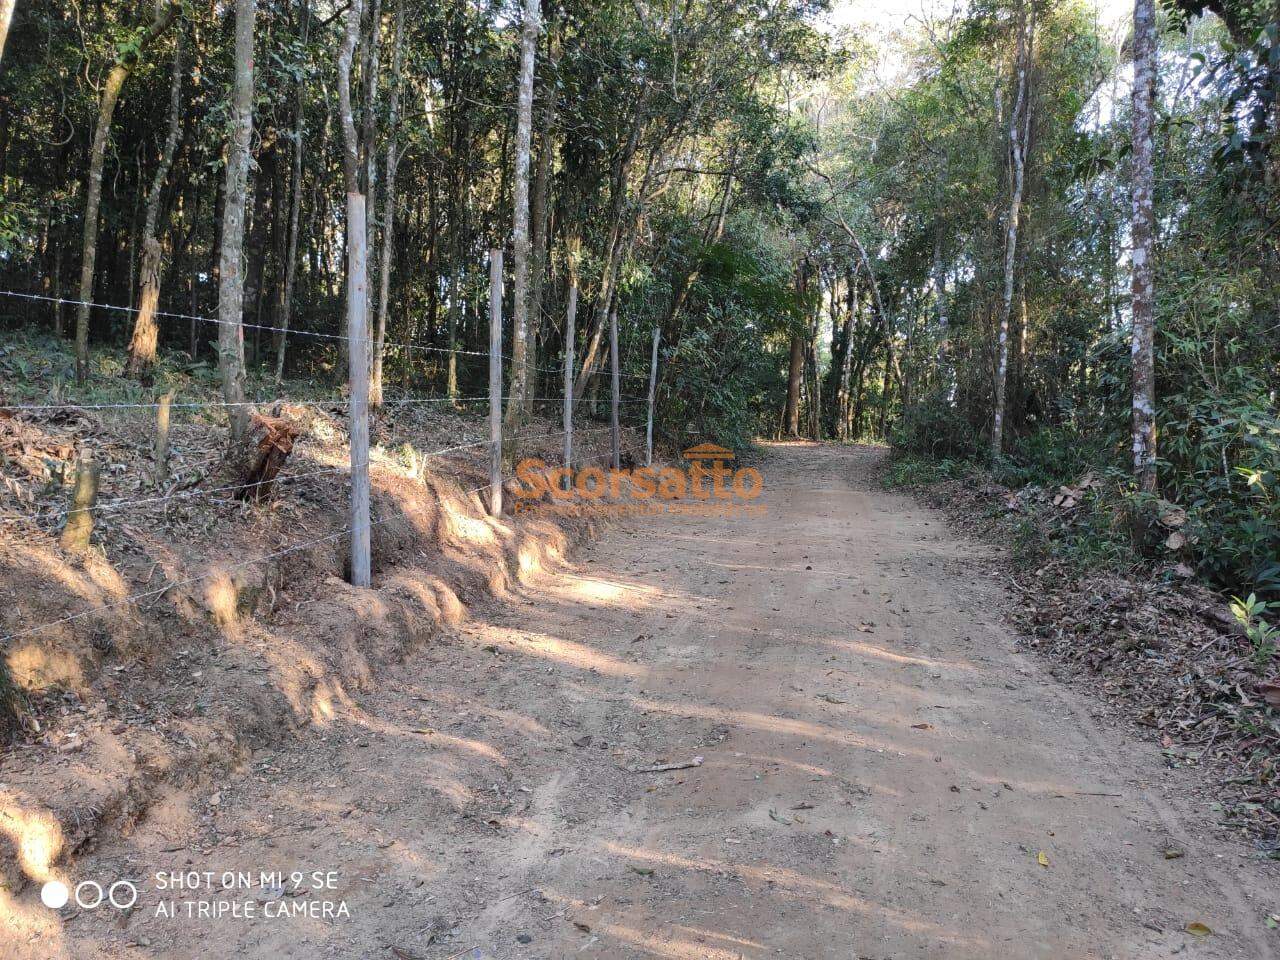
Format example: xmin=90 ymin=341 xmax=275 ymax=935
xmin=890 ymin=393 xmax=981 ymax=460
xmin=1162 ymin=376 xmax=1280 ymax=599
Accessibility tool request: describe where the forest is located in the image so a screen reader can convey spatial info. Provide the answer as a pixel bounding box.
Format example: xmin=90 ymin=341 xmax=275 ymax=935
xmin=3 ymin=0 xmax=1280 ymax=956
xmin=1 ymin=0 xmax=1277 ymax=603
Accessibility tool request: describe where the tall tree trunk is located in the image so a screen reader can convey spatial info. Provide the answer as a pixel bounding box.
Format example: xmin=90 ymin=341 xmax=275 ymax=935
xmin=991 ymin=1 xmax=1034 ymax=457
xmin=504 ymin=0 xmax=541 ymax=444
xmin=371 ymin=0 xmax=404 ymax=407
xmin=836 ymin=273 xmax=859 ymax=438
xmin=525 ymin=6 xmax=558 ymax=415
xmin=275 ymin=0 xmax=309 ymax=385
xmin=932 ymin=231 xmax=951 ymax=397
xmin=216 ymin=0 xmax=256 ymax=442
xmin=359 ymin=0 xmax=382 ymax=330
xmin=0 ymin=0 xmax=15 ymax=64
xmin=126 ymin=29 xmax=184 ymax=379
xmin=337 ymin=0 xmax=366 ymax=330
xmin=73 ymin=3 xmax=179 ymax=381
xmin=1131 ymin=0 xmax=1158 ymax=491
xmin=878 ymin=351 xmax=893 ymax=437
xmin=783 ymin=332 xmax=803 ymax=435
xmin=52 ymin=223 xmax=65 ymax=337
xmin=784 ymin=261 xmax=806 ymax=435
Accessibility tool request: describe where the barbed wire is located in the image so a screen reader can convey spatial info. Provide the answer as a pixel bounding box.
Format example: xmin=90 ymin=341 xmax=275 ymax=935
xmin=3 ymin=424 xmax=619 ymax=525
xmin=0 ymin=291 xmax=494 ymax=360
xmin=1 ymin=289 xmax=654 ymax=379
xmin=0 ymin=444 xmax=632 ymax=646
xmin=0 ymin=395 xmax=646 ymax=415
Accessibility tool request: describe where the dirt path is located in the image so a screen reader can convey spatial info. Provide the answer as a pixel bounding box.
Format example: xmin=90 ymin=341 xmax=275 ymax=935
xmin=23 ymin=443 xmax=1279 ymax=959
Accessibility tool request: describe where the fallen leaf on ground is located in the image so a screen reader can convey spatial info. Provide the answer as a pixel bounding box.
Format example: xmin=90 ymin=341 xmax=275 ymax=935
xmin=1185 ymin=922 xmax=1212 ymax=937
xmin=1037 ymin=851 xmax=1050 ymax=867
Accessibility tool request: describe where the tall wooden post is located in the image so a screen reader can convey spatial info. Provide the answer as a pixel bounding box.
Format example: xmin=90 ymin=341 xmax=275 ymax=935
xmin=488 ymin=248 xmax=504 ymax=516
xmin=61 ymin=453 xmax=100 ymax=552
xmin=608 ymin=307 xmax=620 ymax=471
xmin=645 ymin=327 xmax=660 ymax=467
xmin=154 ymin=391 xmax=173 ymax=485
xmin=347 ymin=192 xmax=372 ymax=587
xmin=563 ymin=281 xmax=577 ymax=491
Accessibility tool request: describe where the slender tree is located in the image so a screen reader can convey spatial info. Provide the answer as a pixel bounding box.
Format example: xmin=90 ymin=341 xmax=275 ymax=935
xmin=371 ymin=0 xmax=406 ymax=407
xmin=991 ymin=1 xmax=1034 ymax=457
xmin=504 ymin=0 xmax=541 ymax=445
xmin=1130 ymin=0 xmax=1158 ymax=491
xmin=73 ymin=3 xmax=179 ymax=381
xmin=126 ymin=27 xmax=184 ymax=379
xmin=0 ymin=0 xmax=14 ymax=64
xmin=275 ymin=0 xmax=310 ymax=385
xmin=216 ymin=0 xmax=256 ymax=442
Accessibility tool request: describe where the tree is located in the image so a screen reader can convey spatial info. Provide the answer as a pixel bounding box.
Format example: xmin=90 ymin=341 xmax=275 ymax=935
xmin=215 ymin=0 xmax=257 ymax=443
xmin=72 ymin=3 xmax=179 ymax=381
xmin=126 ymin=27 xmax=184 ymax=380
xmin=991 ymin=1 xmax=1035 ymax=458
xmin=370 ymin=0 xmax=406 ymax=407
xmin=275 ymin=0 xmax=311 ymax=386
xmin=503 ymin=0 xmax=541 ymax=447
xmin=0 ymin=0 xmax=15 ymax=64
xmin=1130 ymin=0 xmax=1158 ymax=492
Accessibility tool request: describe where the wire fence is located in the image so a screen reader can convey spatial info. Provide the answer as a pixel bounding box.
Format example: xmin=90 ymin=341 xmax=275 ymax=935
xmin=0 ymin=289 xmax=652 ymax=380
xmin=0 ymin=444 xmax=631 ymax=647
xmin=1 ymin=280 xmax=661 ymax=647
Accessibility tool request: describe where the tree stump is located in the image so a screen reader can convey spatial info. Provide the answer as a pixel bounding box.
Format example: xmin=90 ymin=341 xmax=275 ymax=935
xmin=230 ymin=412 xmax=302 ymax=501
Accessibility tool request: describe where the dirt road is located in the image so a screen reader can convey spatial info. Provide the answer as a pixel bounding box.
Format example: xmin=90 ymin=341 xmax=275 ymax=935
xmin=27 ymin=443 xmax=1280 ymax=959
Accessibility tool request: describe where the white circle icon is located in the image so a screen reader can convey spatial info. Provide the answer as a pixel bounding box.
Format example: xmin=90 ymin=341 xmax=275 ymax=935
xmin=40 ymin=880 xmax=70 ymax=909
xmin=75 ymin=880 xmax=104 ymax=909
xmin=108 ymin=880 xmax=139 ymax=910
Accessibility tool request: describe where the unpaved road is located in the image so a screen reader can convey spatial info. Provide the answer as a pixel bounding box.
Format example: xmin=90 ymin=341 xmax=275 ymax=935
xmin=18 ymin=443 xmax=1279 ymax=958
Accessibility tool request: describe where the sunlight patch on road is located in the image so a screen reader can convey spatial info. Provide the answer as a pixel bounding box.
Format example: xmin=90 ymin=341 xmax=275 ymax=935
xmin=603 ymin=842 xmax=990 ymax=948
xmin=473 ymin=624 xmax=646 ymax=679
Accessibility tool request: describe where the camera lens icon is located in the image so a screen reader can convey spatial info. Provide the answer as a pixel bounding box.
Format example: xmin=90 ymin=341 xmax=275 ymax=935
xmin=40 ymin=878 xmax=138 ymax=910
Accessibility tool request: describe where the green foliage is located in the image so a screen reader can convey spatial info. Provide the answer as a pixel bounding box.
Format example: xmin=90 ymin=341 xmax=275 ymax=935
xmin=1161 ymin=376 xmax=1280 ymax=599
xmin=992 ymin=426 xmax=1123 ymax=489
xmin=654 ymin=219 xmax=801 ymax=450
xmin=881 ymin=454 xmax=970 ymax=489
xmin=889 ymin=393 xmax=981 ymax=460
xmin=1230 ymin=593 xmax=1278 ymax=669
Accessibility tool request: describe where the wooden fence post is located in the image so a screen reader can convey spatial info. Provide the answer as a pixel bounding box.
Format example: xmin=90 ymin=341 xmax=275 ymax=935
xmin=563 ymin=281 xmax=577 ymax=491
xmin=347 ymin=192 xmax=372 ymax=587
xmin=488 ymin=248 xmax=504 ymax=516
xmin=154 ymin=391 xmax=172 ymax=485
xmin=61 ymin=453 xmax=99 ymax=552
xmin=608 ymin=307 xmax=620 ymax=471
xmin=645 ymin=327 xmax=659 ymax=467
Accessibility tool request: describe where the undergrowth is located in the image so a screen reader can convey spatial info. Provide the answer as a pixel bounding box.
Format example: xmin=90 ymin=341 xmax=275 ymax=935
xmin=889 ymin=395 xmax=1280 ymax=603
xmin=881 ymin=454 xmax=971 ymax=488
